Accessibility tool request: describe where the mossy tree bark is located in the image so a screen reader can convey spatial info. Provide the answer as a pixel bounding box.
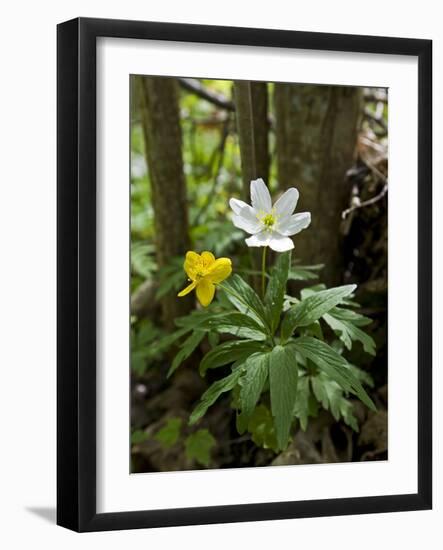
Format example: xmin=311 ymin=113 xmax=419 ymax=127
xmin=137 ymin=76 xmax=192 ymax=327
xmin=233 ymin=81 xmax=270 ymax=199
xmin=274 ymin=84 xmax=362 ymax=285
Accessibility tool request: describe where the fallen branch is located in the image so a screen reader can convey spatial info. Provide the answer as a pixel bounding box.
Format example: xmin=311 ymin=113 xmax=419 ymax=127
xmin=342 ymin=182 xmax=388 ymax=219
xmin=179 ymin=78 xmax=235 ymax=111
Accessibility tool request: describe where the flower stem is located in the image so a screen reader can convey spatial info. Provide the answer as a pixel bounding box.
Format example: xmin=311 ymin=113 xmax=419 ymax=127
xmin=261 ymin=246 xmax=267 ymax=298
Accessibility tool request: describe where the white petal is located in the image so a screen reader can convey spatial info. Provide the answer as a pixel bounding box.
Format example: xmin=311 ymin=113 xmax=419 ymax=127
xmin=278 ymin=212 xmax=311 ymax=236
xmin=268 ymin=234 xmax=294 ymax=252
xmin=232 ymin=212 xmax=261 ymax=234
xmin=245 ymin=231 xmax=271 ymax=248
xmin=229 ymin=197 xmax=250 ymax=215
xmin=250 ymin=178 xmax=272 ymax=213
xmin=273 ymin=188 xmax=299 ymax=218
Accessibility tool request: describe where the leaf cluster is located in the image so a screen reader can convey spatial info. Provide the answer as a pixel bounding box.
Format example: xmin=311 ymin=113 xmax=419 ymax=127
xmin=168 ymin=252 xmax=377 ymax=451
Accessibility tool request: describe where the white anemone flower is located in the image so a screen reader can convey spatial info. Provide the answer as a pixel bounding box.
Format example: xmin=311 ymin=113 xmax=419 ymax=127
xmin=229 ymin=178 xmax=311 ymax=252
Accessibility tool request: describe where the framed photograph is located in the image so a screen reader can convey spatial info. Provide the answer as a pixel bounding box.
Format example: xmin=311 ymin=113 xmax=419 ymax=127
xmin=57 ymin=17 xmax=432 ymax=532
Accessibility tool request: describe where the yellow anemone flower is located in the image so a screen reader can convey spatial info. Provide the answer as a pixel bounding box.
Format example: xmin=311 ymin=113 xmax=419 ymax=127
xmin=177 ymin=251 xmax=232 ymax=307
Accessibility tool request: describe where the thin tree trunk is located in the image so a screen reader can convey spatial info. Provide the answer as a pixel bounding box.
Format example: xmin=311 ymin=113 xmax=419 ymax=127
xmin=137 ymin=76 xmax=192 ymax=327
xmin=233 ymin=81 xmax=270 ymax=199
xmin=274 ymin=84 xmax=362 ymax=285
xmin=233 ymin=81 xmax=270 ymax=291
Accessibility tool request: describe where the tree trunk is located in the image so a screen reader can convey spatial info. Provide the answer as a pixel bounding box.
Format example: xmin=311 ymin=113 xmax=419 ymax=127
xmin=274 ymin=84 xmax=362 ymax=285
xmin=137 ymin=76 xmax=192 ymax=327
xmin=233 ymin=81 xmax=270 ymax=291
xmin=233 ymin=81 xmax=270 ymax=199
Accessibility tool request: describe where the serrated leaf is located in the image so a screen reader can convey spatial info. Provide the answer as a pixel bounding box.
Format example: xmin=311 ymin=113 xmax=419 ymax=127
xmin=292 ymin=337 xmax=376 ymax=412
xmin=293 ymin=375 xmax=317 ymax=431
xmin=199 ymin=339 xmax=267 ymax=375
xmin=221 ymin=274 xmax=269 ymax=330
xmin=269 ymin=345 xmax=298 ymax=450
xmin=185 ymin=429 xmax=216 ymax=467
xmin=311 ymin=375 xmax=342 ymax=420
xmin=154 ymin=418 xmax=183 ymax=448
xmin=288 ymin=264 xmax=324 ymax=281
xmin=311 ymin=373 xmax=359 ymax=431
xmin=239 ymin=352 xmax=269 ymax=418
xmin=265 ymin=251 xmax=291 ymax=334
xmin=168 ymin=330 xmax=206 ymax=377
xmin=328 ymin=307 xmax=372 ymax=326
xmin=202 ymin=312 xmax=268 ymax=341
xmin=339 ymin=399 xmax=359 ymax=431
xmin=190 ymin=368 xmax=244 ymax=425
xmin=348 ymin=364 xmax=374 ymax=388
xmin=323 ymin=311 xmax=376 ymax=355
xmin=281 ymin=285 xmax=356 ymax=340
xmin=131 ymin=241 xmax=157 ymax=278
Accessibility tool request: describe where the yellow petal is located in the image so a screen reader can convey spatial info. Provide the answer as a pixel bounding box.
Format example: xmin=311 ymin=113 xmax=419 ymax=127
xmin=206 ymin=258 xmax=232 ymax=283
xmin=177 ymin=281 xmax=197 ymax=297
xmin=184 ymin=251 xmax=200 ymax=280
xmin=196 ymin=279 xmax=215 ymax=307
xmin=185 ymin=251 xmax=200 ymax=264
xmin=201 ymin=251 xmax=215 ymax=267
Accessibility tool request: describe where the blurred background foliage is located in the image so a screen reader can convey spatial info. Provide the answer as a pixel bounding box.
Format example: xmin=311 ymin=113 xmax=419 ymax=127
xmin=130 ymin=77 xmax=388 ymax=472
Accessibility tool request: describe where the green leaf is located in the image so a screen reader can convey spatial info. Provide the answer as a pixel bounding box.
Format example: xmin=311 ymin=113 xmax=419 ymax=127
xmin=300 ymin=284 xmax=327 ymax=299
xmin=339 ymin=399 xmax=359 ymax=432
xmin=131 ymin=429 xmax=148 ymax=445
xmin=281 ymin=284 xmax=356 ymax=340
xmin=269 ymin=345 xmax=298 ymax=450
xmin=293 ymin=375 xmax=316 ymax=431
xmin=247 ymin=404 xmax=279 ymax=452
xmin=131 ymin=325 xmax=188 ymax=374
xmin=221 ymin=274 xmax=269 ymax=329
xmin=156 ymin=257 xmax=186 ymax=299
xmin=207 ymin=331 xmax=220 ymax=348
xmin=348 ymin=364 xmax=374 ymax=388
xmin=323 ymin=310 xmax=376 ymax=355
xmin=199 ymin=339 xmax=267 ymax=375
xmin=202 ymin=312 xmax=268 ymax=341
xmin=311 ymin=375 xmax=342 ymax=420
xmin=311 ymin=374 xmax=359 ymax=431
xmin=292 ymin=337 xmax=376 ymax=412
xmin=265 ymin=251 xmax=291 ymax=334
xmin=168 ymin=330 xmax=206 ymax=377
xmin=190 ymin=368 xmax=244 ymax=425
xmin=299 ymin=320 xmax=324 ymax=340
xmin=327 ymin=307 xmax=372 ymax=326
xmin=131 ymin=241 xmax=157 ymax=278
xmin=150 ymin=327 xmax=190 ymax=355
xmin=175 ymin=308 xmax=217 ymax=329
xmin=239 ymin=352 xmax=269 ymax=418
xmin=185 ymin=429 xmax=216 ymax=467
xmin=288 ymin=264 xmax=324 ymax=281
xmin=154 ymin=418 xmax=183 ymax=448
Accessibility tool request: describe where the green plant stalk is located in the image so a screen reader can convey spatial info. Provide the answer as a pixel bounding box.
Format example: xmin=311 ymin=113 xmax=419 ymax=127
xmin=261 ymin=246 xmax=267 ymax=298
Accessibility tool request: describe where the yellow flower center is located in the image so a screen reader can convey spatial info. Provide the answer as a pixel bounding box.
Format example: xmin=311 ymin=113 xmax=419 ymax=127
xmin=262 ymin=213 xmax=276 ymax=228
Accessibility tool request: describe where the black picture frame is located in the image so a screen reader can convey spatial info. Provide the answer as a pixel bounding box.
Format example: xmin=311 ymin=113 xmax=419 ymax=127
xmin=57 ymin=17 xmax=432 ymax=532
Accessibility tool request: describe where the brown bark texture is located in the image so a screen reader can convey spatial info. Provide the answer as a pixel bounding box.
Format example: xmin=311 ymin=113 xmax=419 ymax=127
xmin=274 ymin=84 xmax=362 ymax=285
xmin=233 ymin=81 xmax=270 ymax=199
xmin=137 ymin=76 xmax=192 ymax=327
